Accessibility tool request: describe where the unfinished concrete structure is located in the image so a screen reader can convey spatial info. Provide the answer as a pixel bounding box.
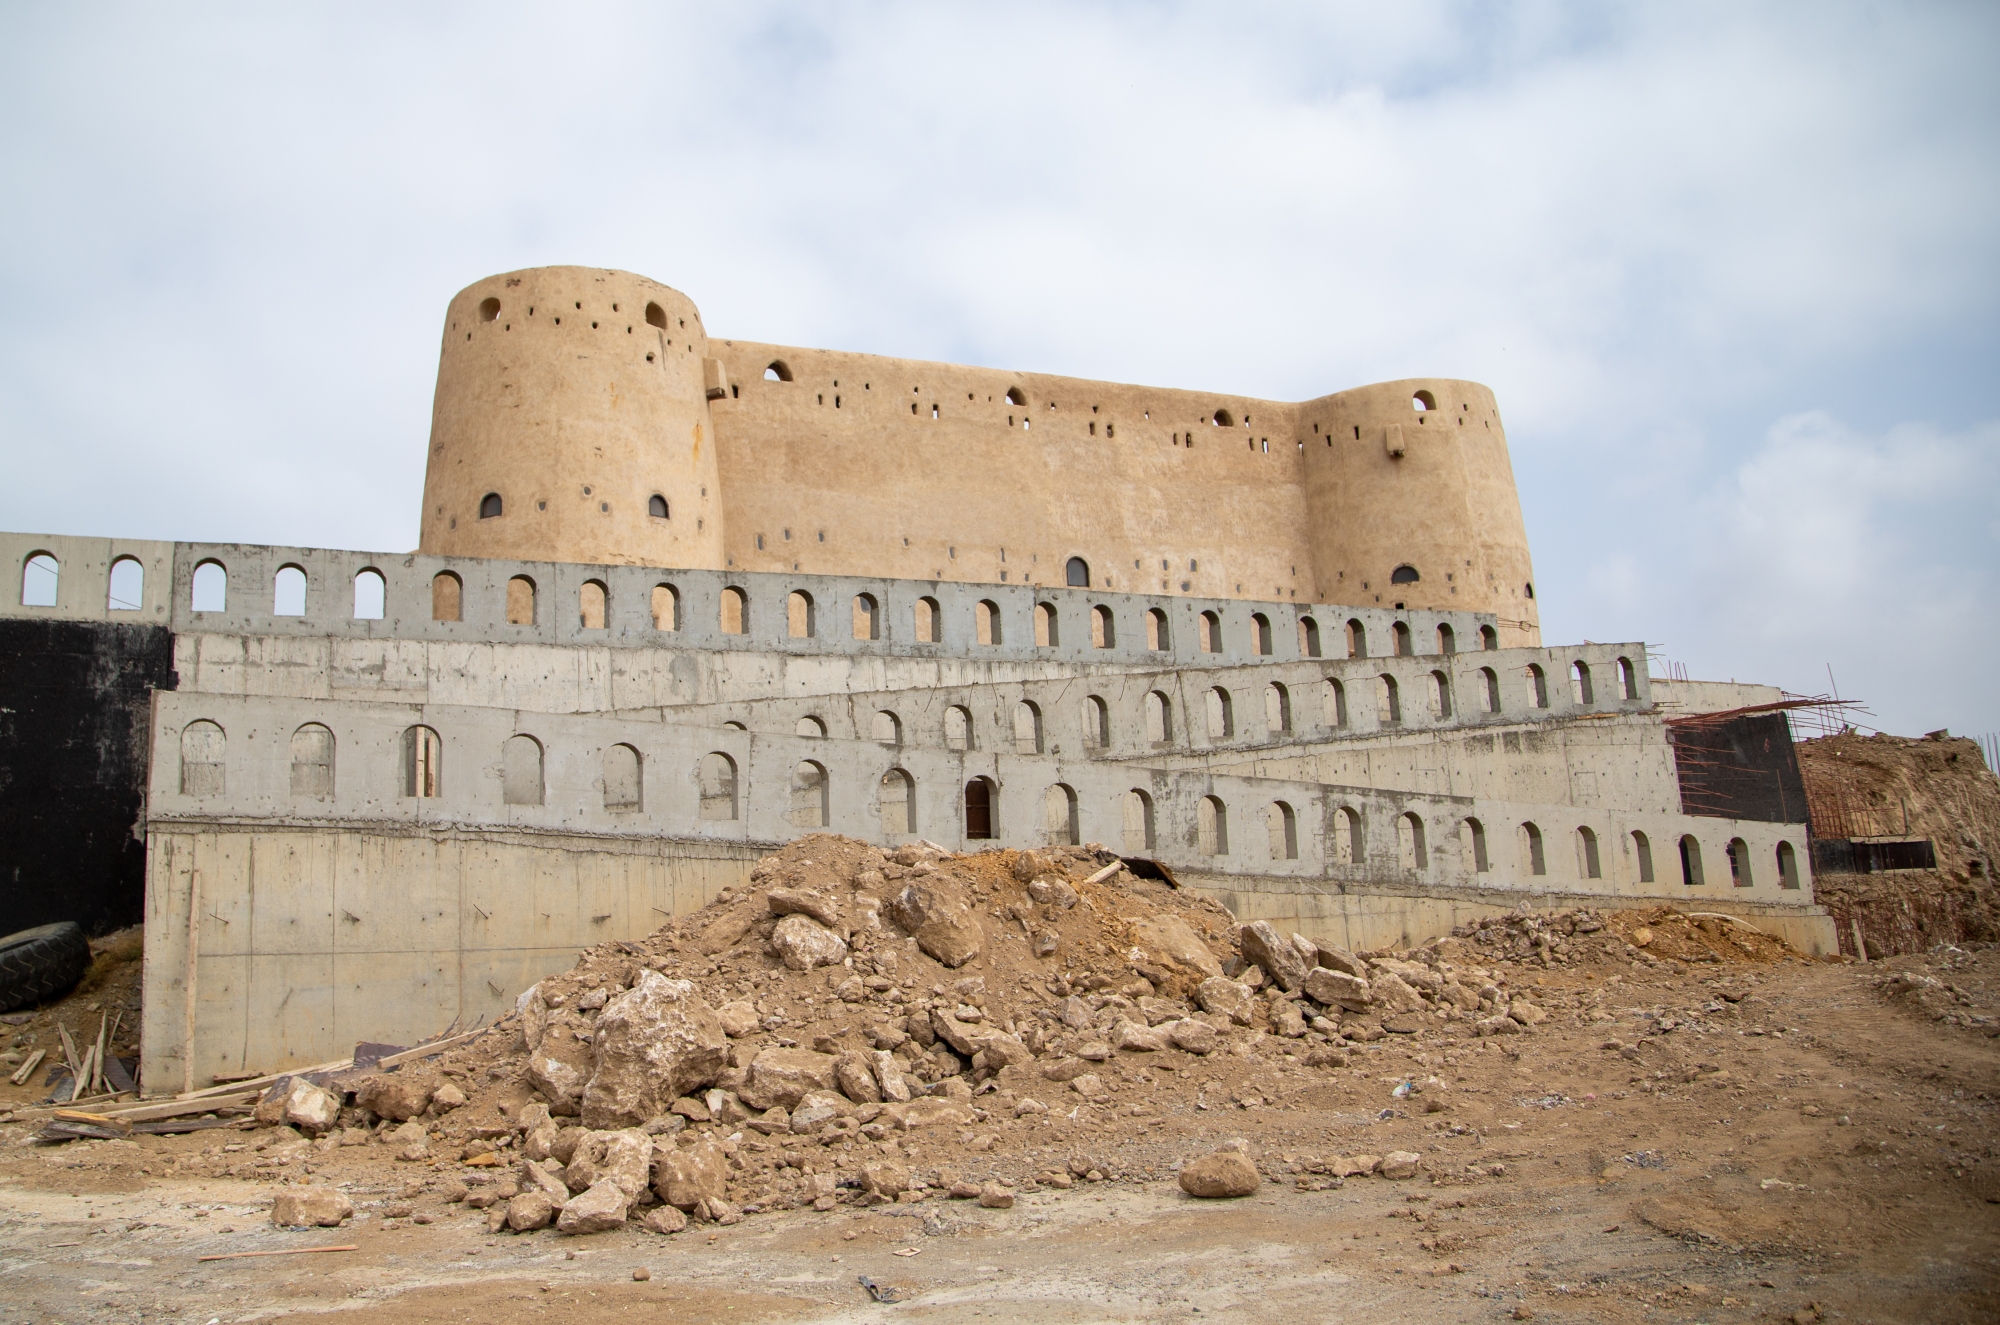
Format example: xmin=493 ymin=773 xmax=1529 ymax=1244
xmin=0 ymin=267 xmax=1836 ymax=1090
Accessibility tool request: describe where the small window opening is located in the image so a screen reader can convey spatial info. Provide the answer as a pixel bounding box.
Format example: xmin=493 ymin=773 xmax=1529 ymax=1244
xmin=21 ymin=552 xmax=60 ymax=607
xmin=764 ymin=360 xmax=793 ymax=382
xmin=352 ymin=568 xmax=385 ymax=620
xmin=479 ymin=493 xmax=503 ymax=519
xmin=1412 ymin=390 xmax=1436 ymax=411
xmin=1390 ymin=564 xmax=1420 ymax=585
xmin=1065 ymin=556 xmax=1090 ymax=588
xmin=478 ymin=297 xmax=500 ymax=322
xmin=190 ymin=559 xmax=227 ymax=613
xmin=1211 ymin=409 xmax=1234 ymax=427
xmin=431 ymin=571 xmax=462 ymax=622
xmin=648 ymin=494 xmax=669 ymax=519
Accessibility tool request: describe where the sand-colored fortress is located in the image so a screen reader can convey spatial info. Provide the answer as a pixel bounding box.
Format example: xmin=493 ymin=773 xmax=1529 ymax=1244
xmin=0 ymin=266 xmax=1835 ymax=1089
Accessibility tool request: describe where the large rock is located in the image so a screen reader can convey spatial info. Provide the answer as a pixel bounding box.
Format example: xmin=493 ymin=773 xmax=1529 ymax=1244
xmin=930 ymin=1008 xmax=982 ymax=1056
xmin=1178 ymin=1152 xmax=1260 ymax=1198
xmin=716 ymin=1000 xmax=760 ymax=1038
xmin=1165 ymin=1018 xmax=1218 ymax=1055
xmin=506 ymin=1191 xmax=557 ymax=1231
xmin=562 ymin=1129 xmax=654 ymax=1199
xmin=651 ymin=1134 xmax=728 ymax=1211
xmin=1269 ymin=1001 xmax=1307 ymax=1038
xmin=280 ymin=1079 xmax=341 ymax=1135
xmin=772 ymin=913 xmax=849 ymax=971
xmin=556 ymin=1180 xmax=630 ymax=1234
xmin=353 ymin=1070 xmax=434 ymax=1123
xmin=1238 ymin=922 xmax=1309 ymax=993
xmin=579 ymin=971 xmax=729 ymax=1130
xmin=834 ymin=1051 xmax=882 ymax=1104
xmin=767 ymin=887 xmax=844 ymax=931
xmin=697 ymin=897 xmax=764 ymax=956
xmin=1508 ymin=999 xmax=1548 ymax=1027
xmin=1127 ymin=915 xmax=1223 ymax=979
xmin=885 ymin=882 xmax=984 ymax=968
xmin=869 ymin=1049 xmax=912 ymax=1102
xmin=519 ymin=1157 xmax=572 ymax=1204
xmin=1027 ymin=877 xmax=1079 ymax=908
xmin=1312 ymin=942 xmax=1369 ymax=978
xmin=790 ymin=1090 xmax=854 ymax=1134
xmin=1110 ymin=1020 xmax=1168 ymax=1052
xmin=973 ymin=1033 xmax=1032 ymax=1071
xmin=738 ymin=1048 xmax=839 ymax=1111
xmin=1378 ymin=1151 xmax=1423 ymax=1180
xmin=1303 ymin=967 xmax=1373 ymax=1012
xmin=1368 ymin=971 xmax=1426 ymax=1014
xmin=1374 ymin=958 xmax=1443 ymax=994
xmin=526 ymin=1035 xmax=595 ymax=1117
xmin=861 ymin=1160 xmax=910 ymax=1196
xmin=271 ymin=1186 xmax=352 ymax=1227
xmin=1195 ymin=977 xmax=1258 ymax=1026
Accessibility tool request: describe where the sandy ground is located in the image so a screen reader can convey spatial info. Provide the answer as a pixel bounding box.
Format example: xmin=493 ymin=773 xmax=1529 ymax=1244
xmin=3 ymin=947 xmax=1996 ymax=1325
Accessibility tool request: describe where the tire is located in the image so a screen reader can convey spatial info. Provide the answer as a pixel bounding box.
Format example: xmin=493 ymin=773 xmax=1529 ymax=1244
xmin=0 ymin=922 xmax=91 ymax=1014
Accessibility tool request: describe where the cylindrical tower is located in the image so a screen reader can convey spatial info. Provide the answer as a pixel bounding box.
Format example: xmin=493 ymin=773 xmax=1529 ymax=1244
xmin=1297 ymin=378 xmax=1540 ymax=646
xmin=419 ymin=267 xmax=726 ymax=568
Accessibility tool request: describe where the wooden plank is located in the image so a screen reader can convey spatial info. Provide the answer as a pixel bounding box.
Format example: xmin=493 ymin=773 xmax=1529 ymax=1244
xmin=9 ymin=1048 xmax=46 ymax=1087
xmin=198 ymin=1245 xmax=357 ymax=1262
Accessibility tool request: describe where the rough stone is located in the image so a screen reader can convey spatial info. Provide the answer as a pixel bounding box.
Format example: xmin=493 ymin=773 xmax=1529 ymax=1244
xmin=505 ymin=1190 xmax=557 ymax=1231
xmin=738 ymin=1047 xmax=840 ymax=1111
xmin=1378 ymin=1151 xmax=1423 ymax=1179
xmin=772 ymin=913 xmax=849 ymax=971
xmin=564 ymin=1128 xmax=654 ymax=1199
xmin=1508 ymin=999 xmax=1548 ymax=1027
xmin=1303 ymin=967 xmax=1373 ymax=1011
xmin=1368 ymin=971 xmax=1426 ymax=1014
xmin=885 ymin=881 xmax=984 ymax=967
xmin=861 ymin=1160 xmax=911 ymax=1196
xmin=1165 ymin=1018 xmax=1219 ymax=1054
xmin=580 ymin=971 xmax=729 ymax=1130
xmin=790 ymin=1090 xmax=855 ymax=1133
xmin=642 ymin=1205 xmax=688 ymax=1234
xmin=1476 ymin=1014 xmax=1521 ymax=1037
xmin=431 ymin=1082 xmax=468 ymax=1111
xmin=525 ymin=1034 xmax=595 ymax=1117
xmin=1127 ymin=915 xmax=1224 ymax=978
xmin=280 ymin=1079 xmax=342 ymax=1136
xmin=1027 ymin=877 xmax=1079 ymax=908
xmin=1110 ymin=1020 xmax=1168 ymax=1052
xmin=834 ymin=1051 xmax=882 ymax=1103
xmin=766 ymin=887 xmax=844 ymax=931
xmin=869 ymin=1049 xmax=912 ymax=1102
xmin=1195 ymin=976 xmax=1258 ymax=1025
xmin=651 ymin=1134 xmax=729 ymax=1211
xmin=354 ymin=1071 xmax=435 ymax=1123
xmin=556 ymin=1179 xmax=630 ymax=1234
xmin=1178 ymin=1152 xmax=1261 ymax=1198
xmin=1313 ymin=943 xmax=1370 ymax=978
xmin=519 ymin=1157 xmax=572 ymax=1204
xmin=978 ymin=1182 xmax=1015 ymax=1209
xmin=1238 ymin=921 xmax=1310 ymax=992
xmin=271 ymin=1186 xmax=352 ymax=1227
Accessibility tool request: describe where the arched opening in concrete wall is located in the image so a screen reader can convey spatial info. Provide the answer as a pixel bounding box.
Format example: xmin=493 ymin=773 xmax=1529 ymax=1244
xmin=289 ymin=723 xmax=334 ymax=800
xmin=1091 ymin=604 xmax=1114 ymax=648
xmin=1392 ymin=621 xmax=1413 ymax=656
xmin=107 ymin=556 xmax=143 ymax=611
xmin=191 ymin=559 xmax=227 ymax=613
xmin=1325 ymin=678 xmax=1349 ymax=728
xmin=1572 ymin=660 xmax=1594 ymax=706
xmin=1777 ymin=840 xmax=1800 ymax=889
xmin=787 ymin=590 xmax=816 ymax=639
xmin=1146 ymin=691 xmax=1174 ymax=745
xmin=852 ymin=593 xmax=879 ymax=641
xmin=1412 ymin=390 xmax=1436 ymax=411
xmin=1480 ymin=625 xmax=1498 ymax=650
xmin=1481 ymin=667 xmax=1501 ymax=713
xmin=580 ymin=580 xmax=609 ymax=630
xmin=1521 ymin=821 xmax=1546 ymax=876
xmin=1727 ymin=837 xmax=1752 ymax=887
xmin=1199 ymin=611 xmax=1222 ymax=654
xmin=1398 ymin=812 xmax=1427 ymax=871
xmin=1577 ymin=825 xmax=1602 ymax=879
xmin=1123 ymin=789 xmax=1156 ymax=854
xmin=1679 ymin=835 xmax=1705 ymax=886
xmin=180 ymin=720 xmax=225 ymax=796
xmin=503 ymin=734 xmax=544 ymax=807
xmin=1084 ymin=695 xmax=1110 ymax=747
xmin=1525 ymin=583 xmax=1535 ymax=599
xmin=273 ymin=564 xmax=307 ymax=617
xmin=645 ymin=493 xmax=670 ymax=521
xmin=1198 ymin=795 xmax=1229 ymax=856
xmin=1013 ymin=700 xmax=1044 ymax=754
xmin=964 ymin=777 xmax=995 ymax=840
xmin=976 ymin=599 xmax=1003 ymax=646
xmin=432 ymin=571 xmax=462 ymax=623
xmin=698 ymin=752 xmax=738 ymax=821
xmin=720 ymin=586 xmax=748 ymax=635
xmin=1462 ymin=817 xmax=1490 ymax=873
xmin=1267 ymin=800 xmax=1299 ymax=861
xmin=18 ymin=552 xmax=57 ymax=608
xmin=1211 ymin=409 xmax=1235 ymax=427
xmin=652 ymin=583 xmax=680 ymax=631
xmin=796 ymin=715 xmax=827 ymax=739
xmin=789 ymin=760 xmax=829 ymax=828
xmin=1377 ymin=674 xmax=1401 ymax=726
xmin=479 ymin=297 xmax=501 ymax=323
xmin=1527 ymin=663 xmax=1549 ymax=708
xmin=1206 ymin=686 xmax=1234 ymax=741
xmin=352 ymin=568 xmax=385 ymax=620
xmin=1334 ymin=806 xmax=1364 ymax=865
xmin=480 ymin=493 xmax=503 ymax=520
xmin=1147 ymin=608 xmax=1170 ymax=651
xmin=944 ymin=705 xmax=973 ymax=752
xmin=1391 ymin=565 xmax=1420 ymax=585
xmin=1066 ymin=557 xmax=1090 ymax=588
xmin=1298 ymin=615 xmax=1321 ymax=658
xmin=605 ymin=744 xmax=642 ymax=813
xmin=1618 ymin=657 xmax=1637 ymax=701
xmin=1632 ymin=831 xmax=1655 ymax=883
xmin=1006 ymin=386 xmax=1027 ymax=407
xmin=645 ymin=303 xmax=669 ymax=330
xmin=763 ymin=359 xmax=792 ymax=381
xmin=879 ymin=768 xmax=915 ymax=839
xmin=401 ymin=726 xmax=441 ymax=798
xmin=1422 ymin=669 xmax=1448 ymax=720
xmin=1266 ymin=682 xmax=1292 ymax=735
xmin=1034 ymin=602 xmax=1059 ymax=647
xmin=1043 ymin=783 xmax=1079 ymax=846
xmin=507 ymin=576 xmax=537 ymax=626
xmin=1251 ymin=613 xmax=1272 ymax=656
xmin=1437 ymin=623 xmax=1456 ymax=655
xmin=914 ymin=596 xmax=940 ymax=643
xmin=872 ymin=710 xmax=903 ymax=746
xmin=1346 ymin=619 xmax=1367 ymax=658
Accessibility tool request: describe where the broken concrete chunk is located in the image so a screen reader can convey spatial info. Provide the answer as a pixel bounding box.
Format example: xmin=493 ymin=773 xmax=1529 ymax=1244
xmin=1303 ymin=967 xmax=1373 ymax=1012
xmin=772 ymin=913 xmax=849 ymax=971
xmin=1313 ymin=942 xmax=1369 ymax=978
xmin=885 ymin=881 xmax=984 ymax=968
xmin=505 ymin=1190 xmax=557 ymax=1231
xmin=280 ymin=1079 xmax=341 ymax=1135
xmin=868 ymin=1049 xmax=912 ymax=1103
xmin=1238 ymin=921 xmax=1310 ymax=993
xmin=354 ymin=1070 xmax=434 ymax=1123
xmin=1178 ymin=1151 xmax=1260 ymax=1198
xmin=1028 ymin=877 xmax=1079 ymax=909
xmin=579 ymin=970 xmax=729 ymax=1131
xmin=641 ymin=1205 xmax=688 ymax=1234
xmin=716 ymin=1000 xmax=760 ymax=1039
xmin=766 ymin=887 xmax=844 ymax=930
xmin=738 ymin=1047 xmax=840 ymax=1111
xmin=1195 ymin=976 xmax=1258 ymax=1026
xmin=1269 ymin=1001 xmax=1308 ymax=1038
xmin=1367 ymin=971 xmax=1426 ymax=1014
xmin=1378 ymin=1151 xmax=1423 ymax=1179
xmin=651 ymin=1134 xmax=729 ymax=1211
xmin=1127 ymin=915 xmax=1223 ymax=978
xmin=556 ymin=1179 xmax=630 ymax=1234
xmin=861 ymin=1160 xmax=911 ymax=1196
xmin=1165 ymin=1018 xmax=1219 ymax=1055
xmin=978 ymin=1182 xmax=1015 ymax=1209
xmin=1110 ymin=1020 xmax=1168 ymax=1052
xmin=270 ymin=1186 xmax=352 ymax=1227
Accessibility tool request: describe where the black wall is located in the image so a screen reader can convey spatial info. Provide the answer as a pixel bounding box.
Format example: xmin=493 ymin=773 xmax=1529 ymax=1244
xmin=0 ymin=619 xmax=175 ymax=935
xmin=1667 ymin=712 xmax=1809 ymax=824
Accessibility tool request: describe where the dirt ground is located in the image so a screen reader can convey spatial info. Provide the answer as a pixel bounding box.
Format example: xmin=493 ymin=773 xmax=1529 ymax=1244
xmin=3 ymin=937 xmax=1996 ymax=1324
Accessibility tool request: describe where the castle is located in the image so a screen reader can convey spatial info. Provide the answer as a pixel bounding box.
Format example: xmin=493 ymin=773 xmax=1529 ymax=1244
xmin=0 ymin=266 xmax=1833 ymax=1091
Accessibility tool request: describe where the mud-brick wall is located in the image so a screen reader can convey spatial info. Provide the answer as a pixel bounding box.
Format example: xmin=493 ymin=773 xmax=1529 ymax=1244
xmin=0 ymin=619 xmax=175 ymax=934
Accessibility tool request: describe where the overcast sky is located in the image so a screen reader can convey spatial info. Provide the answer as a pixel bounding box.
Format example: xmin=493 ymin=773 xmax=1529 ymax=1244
xmin=2 ymin=3 xmax=1995 ymax=740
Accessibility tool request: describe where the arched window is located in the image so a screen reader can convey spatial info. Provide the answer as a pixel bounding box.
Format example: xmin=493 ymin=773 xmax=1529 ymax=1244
xmin=1412 ymin=389 xmax=1436 ymax=411
xmin=1632 ymin=830 xmax=1655 ymax=883
xmin=796 ymin=715 xmax=827 ymax=739
xmin=180 ymin=720 xmax=225 ymax=797
xmin=1777 ymin=840 xmax=1800 ymax=889
xmin=1392 ymin=621 xmax=1413 ymax=656
xmin=976 ymin=599 xmax=1002 ymax=646
xmin=191 ymin=559 xmax=227 ymax=613
xmin=914 ymin=596 xmax=940 ymax=643
xmin=18 ymin=551 xmax=57 ymax=608
xmin=1524 ymin=582 xmax=1534 ymax=599
xmin=1462 ymin=817 xmax=1489 ymax=873
xmin=1430 ymin=670 xmax=1452 ymax=720
xmin=1572 ymin=660 xmax=1594 ymax=706
xmin=479 ymin=296 xmax=501 ymax=322
xmin=1066 ymin=557 xmax=1090 ymax=588
xmin=1005 ymin=386 xmax=1027 ymax=406
xmin=1325 ymin=677 xmax=1349 ymax=729
xmin=579 ymin=579 xmax=608 ymax=630
xmin=432 ymin=571 xmax=462 ymax=623
xmin=1377 ymin=673 xmax=1401 ymax=725
xmin=646 ymin=302 xmax=669 ymax=330
xmin=1198 ymin=795 xmax=1230 ymax=855
xmin=1123 ymin=789 xmax=1156 ymax=853
xmin=1199 ymin=610 xmax=1222 ymax=654
xmin=1521 ymin=822 xmax=1546 ymax=876
xmin=273 ymin=564 xmax=307 ymax=616
xmin=1211 ymin=408 xmax=1235 ymax=427
xmin=698 ymin=752 xmax=738 ymax=821
xmin=1043 ymin=783 xmax=1079 ymax=846
xmin=1084 ymin=695 xmax=1110 ymax=747
xmin=763 ymin=359 xmax=791 ymax=381
xmin=789 ymin=760 xmax=828 ymax=829
xmin=852 ymin=593 xmax=879 ymax=641
xmin=604 ymin=744 xmax=642 ymax=813
xmin=1480 ymin=625 xmax=1498 ymax=650
xmin=720 ymin=586 xmax=748 ymax=634
xmin=1013 ymin=700 xmax=1043 ymax=754
xmin=1727 ymin=837 xmax=1752 ymax=887
xmin=1481 ymin=667 xmax=1501 ymax=714
xmin=1577 ymin=825 xmax=1602 ymax=879
xmin=1334 ymin=806 xmax=1364 ymax=865
xmin=1250 ymin=613 xmax=1272 ymax=656
xmin=1034 ymin=602 xmax=1060 ymax=647
xmin=1390 ymin=564 xmax=1420 ymax=585
xmin=1398 ymin=812 xmax=1428 ymax=871
xmin=1206 ymin=686 xmax=1235 ymax=741
xmin=872 ymin=710 xmax=902 ymax=746
xmin=879 ymin=768 xmax=914 ymax=837
xmin=1618 ymin=656 xmax=1637 ymax=701
xmin=401 ymin=725 xmax=442 ymax=798
xmin=1298 ymin=615 xmax=1321 ymax=658
xmin=787 ymin=590 xmax=816 ymax=639
xmin=289 ymin=723 xmax=334 ymax=799
xmin=107 ymin=556 xmax=144 ymax=612
xmin=352 ymin=568 xmax=385 ymax=620
xmin=1437 ymin=623 xmax=1455 ymax=655
xmin=1679 ymin=834 xmax=1705 ymax=886
xmin=1090 ymin=604 xmax=1114 ymax=648
xmin=506 ymin=575 xmax=537 ymax=626
xmin=503 ymin=734 xmax=544 ymax=806
xmin=652 ymin=583 xmax=680 ymax=631
xmin=944 ymin=705 xmax=973 ymax=752
xmin=1265 ymin=682 xmax=1292 ymax=735
xmin=964 ymin=776 xmax=996 ymax=840
xmin=1147 ymin=607 xmax=1170 ymax=651
xmin=1346 ymin=618 xmax=1367 ymax=658
xmin=1267 ymin=801 xmax=1299 ymax=861
xmin=1145 ymin=690 xmax=1174 ymax=744
xmin=648 ymin=494 xmax=669 ymax=519
xmin=479 ymin=493 xmax=503 ymax=519
xmin=1527 ymin=663 xmax=1549 ymax=708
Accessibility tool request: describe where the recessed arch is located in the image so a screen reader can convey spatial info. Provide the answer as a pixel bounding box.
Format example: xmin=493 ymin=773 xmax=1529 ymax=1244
xmin=1437 ymin=623 xmax=1455 ymax=655
xmin=1521 ymin=821 xmax=1546 ymax=876
xmin=1005 ymin=386 xmax=1027 ymax=406
xmin=289 ymin=723 xmax=334 ymax=799
xmin=872 ymin=710 xmax=903 ymax=746
xmin=1146 ymin=607 xmax=1170 ymax=651
xmin=191 ymin=559 xmax=227 ymax=613
xmin=1298 ymin=615 xmax=1321 ymax=658
xmin=1043 ymin=783 xmax=1079 ymax=846
xmin=943 ymin=704 xmax=974 ymax=752
xmin=273 ymin=564 xmax=307 ymax=616
xmin=1727 ymin=836 xmax=1752 ymax=887
xmin=796 ymin=714 xmax=827 ymax=739
xmin=503 ymin=734 xmax=544 ymax=806
xmin=1034 ymin=601 xmax=1060 ymax=647
xmin=579 ymin=579 xmax=608 ymax=630
xmin=976 ymin=599 xmax=1003 ymax=646
xmin=1618 ymin=656 xmax=1637 ymax=701
xmin=1392 ymin=621 xmax=1413 ymax=656
xmin=1324 ymin=677 xmax=1349 ymax=729
xmin=1679 ymin=834 xmax=1705 ymax=886
xmin=852 ymin=593 xmax=879 ymax=640
xmin=1211 ymin=408 xmax=1235 ymax=427
xmin=1632 ymin=830 xmax=1655 ymax=883
xmin=1462 ymin=817 xmax=1489 ymax=873
xmin=1250 ymin=613 xmax=1272 ymax=656
xmin=1430 ymin=669 xmax=1453 ymax=720
xmin=1572 ymin=660 xmax=1594 ymax=706
xmin=107 ymin=555 xmax=144 ymax=612
xmin=648 ymin=493 xmax=670 ymax=519
xmin=1066 ymin=556 xmax=1090 ymax=588
xmin=1145 ymin=690 xmax=1174 ymax=744
xmin=1083 ymin=694 xmax=1110 ymax=747
xmin=1267 ymin=800 xmax=1299 ymax=861
xmin=1199 ymin=610 xmax=1222 ymax=654
xmin=963 ymin=775 xmax=996 ymax=840
xmin=19 ymin=551 xmax=58 ymax=608
xmin=1480 ymin=625 xmax=1498 ymax=650
xmin=1412 ymin=389 xmax=1436 ymax=411
xmin=698 ymin=752 xmax=738 ymax=820
xmin=352 ymin=567 xmax=385 ymax=620
xmin=787 ymin=589 xmax=816 ymax=639
xmin=1390 ymin=564 xmax=1420 ymax=585
xmin=1398 ymin=812 xmax=1428 ymax=871
xmin=1334 ymin=806 xmax=1364 ymax=865
xmin=1123 ymin=789 xmax=1156 ymax=854
xmin=180 ymin=719 xmax=225 ymax=796
xmin=479 ymin=492 xmax=503 ymax=519
xmin=914 ymin=596 xmax=941 ymax=643
xmin=431 ymin=571 xmax=462 ymax=623
xmin=1198 ymin=795 xmax=1230 ymax=856
xmin=1090 ymin=603 xmax=1115 ymax=648
xmin=1480 ymin=666 xmax=1501 ymax=713
xmin=1777 ymin=840 xmax=1800 ymax=889
xmin=763 ymin=359 xmax=792 ymax=381
xmin=1265 ymin=681 xmax=1292 ymax=735
xmin=1346 ymin=618 xmax=1368 ymax=658
xmin=1577 ymin=825 xmax=1602 ymax=879
xmin=1527 ymin=663 xmax=1549 ymax=708
xmin=401 ymin=725 xmax=442 ymax=798
xmin=643 ymin=302 xmax=669 ymax=330
xmin=1377 ymin=673 xmax=1401 ymax=725
xmin=1206 ymin=686 xmax=1235 ymax=741
xmin=478 ymin=297 xmax=501 ymax=322
xmin=506 ymin=575 xmax=537 ymax=626
xmin=1013 ymin=700 xmax=1044 ymax=754
xmin=604 ymin=744 xmax=643 ymax=813
xmin=720 ymin=586 xmax=748 ymax=634
xmin=789 ymin=760 xmax=829 ymax=829
xmin=651 ymin=583 xmax=680 ymax=631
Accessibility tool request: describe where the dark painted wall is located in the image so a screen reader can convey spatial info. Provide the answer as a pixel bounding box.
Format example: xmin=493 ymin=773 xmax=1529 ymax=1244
xmin=0 ymin=620 xmax=175 ymax=935
xmin=1668 ymin=712 xmax=1809 ymax=824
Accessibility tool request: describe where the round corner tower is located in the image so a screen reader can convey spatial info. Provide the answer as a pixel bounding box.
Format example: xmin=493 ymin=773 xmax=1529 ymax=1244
xmin=1298 ymin=378 xmax=1540 ymax=646
xmin=419 ymin=266 xmax=726 ymax=568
